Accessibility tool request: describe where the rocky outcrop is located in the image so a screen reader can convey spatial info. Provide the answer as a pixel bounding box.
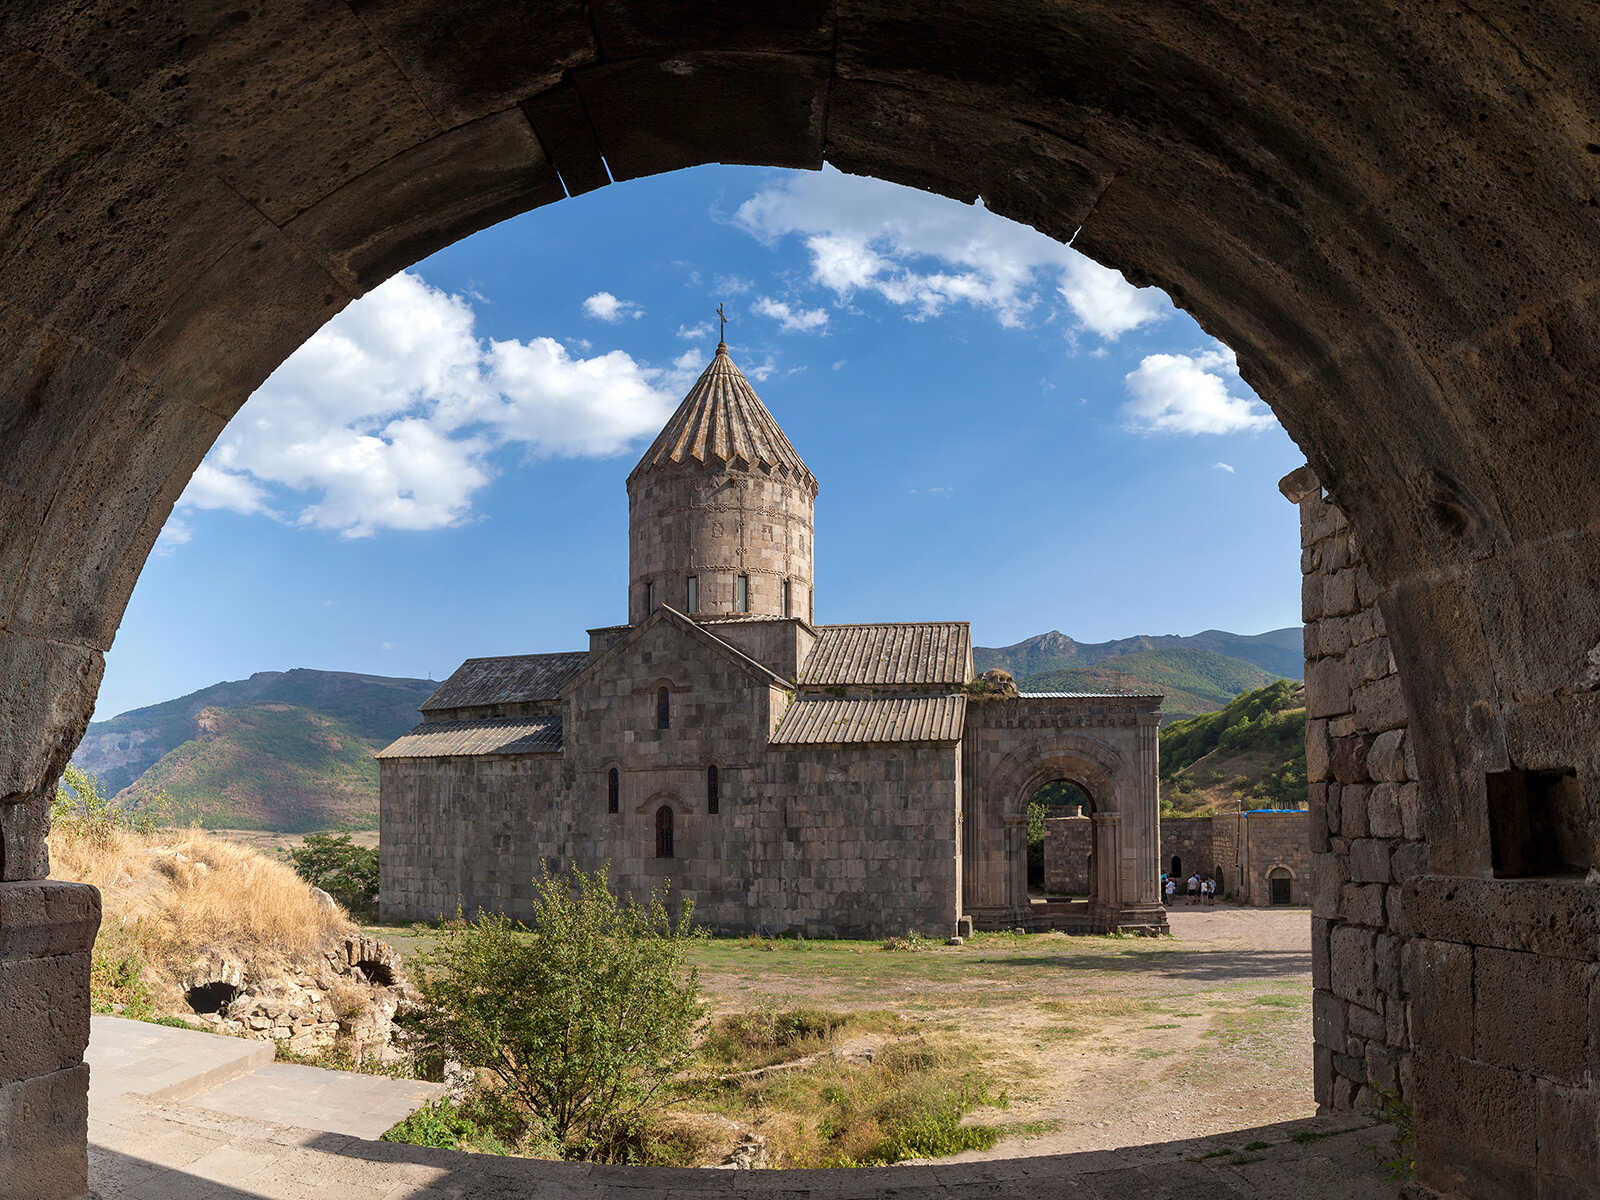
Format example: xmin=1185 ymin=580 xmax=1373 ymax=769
xmin=179 ymin=934 xmax=412 ymax=1062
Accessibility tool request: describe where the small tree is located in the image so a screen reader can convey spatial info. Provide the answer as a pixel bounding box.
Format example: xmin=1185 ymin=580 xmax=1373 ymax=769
xmin=53 ymin=764 xmax=168 ymax=845
xmin=288 ymin=833 xmax=380 ymax=919
xmin=401 ymin=865 xmax=701 ymax=1158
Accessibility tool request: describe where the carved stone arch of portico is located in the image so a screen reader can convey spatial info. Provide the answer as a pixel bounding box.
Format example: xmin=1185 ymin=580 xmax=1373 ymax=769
xmin=989 ymin=734 xmax=1135 ymax=820
xmin=967 ymin=732 xmax=1143 ymax=921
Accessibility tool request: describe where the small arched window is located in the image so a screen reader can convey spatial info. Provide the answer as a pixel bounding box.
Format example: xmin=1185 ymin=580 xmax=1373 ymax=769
xmin=736 ymin=574 xmax=750 ymax=613
xmin=607 ymin=768 xmax=619 ymax=814
xmin=1170 ymin=855 xmax=1182 ymax=879
xmin=656 ymin=686 xmax=670 ymax=730
xmin=781 ymin=579 xmax=791 ymax=618
xmin=707 ymin=765 xmax=719 ymax=815
xmin=686 ymin=575 xmax=698 ymax=613
xmin=655 ymin=805 xmax=674 ymax=858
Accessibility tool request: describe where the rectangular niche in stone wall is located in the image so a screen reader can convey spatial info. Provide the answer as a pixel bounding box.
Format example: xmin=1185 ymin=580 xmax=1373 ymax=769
xmin=1485 ymin=767 xmax=1593 ymax=878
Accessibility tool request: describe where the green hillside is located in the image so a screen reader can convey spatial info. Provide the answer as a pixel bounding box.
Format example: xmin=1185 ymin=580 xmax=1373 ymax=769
xmin=1019 ymin=647 xmax=1281 ymax=722
xmin=119 ymin=703 xmax=385 ymax=832
xmin=975 ymin=626 xmax=1303 ymax=683
xmin=75 ymin=668 xmax=434 ymax=797
xmin=1159 ymin=679 xmax=1307 ymax=816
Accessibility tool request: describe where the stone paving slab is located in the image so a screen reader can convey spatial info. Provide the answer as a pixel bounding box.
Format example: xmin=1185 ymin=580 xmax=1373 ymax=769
xmin=89 ymin=1096 xmax=1402 ymax=1200
xmin=86 ymin=1015 xmax=274 ymax=1106
xmin=186 ymin=1061 xmax=448 ymax=1139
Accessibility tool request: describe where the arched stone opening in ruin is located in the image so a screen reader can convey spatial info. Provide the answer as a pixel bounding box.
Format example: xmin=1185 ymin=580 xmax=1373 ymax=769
xmin=1028 ymin=778 xmax=1096 ymax=897
xmin=184 ymin=981 xmax=241 ymax=1016
xmin=3 ymin=9 xmax=1598 ymax=1197
xmin=355 ymin=960 xmax=395 ymax=988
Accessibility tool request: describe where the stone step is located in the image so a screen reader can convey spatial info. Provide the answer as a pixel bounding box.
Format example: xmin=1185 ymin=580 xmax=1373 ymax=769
xmin=86 ymin=1014 xmax=275 ymax=1107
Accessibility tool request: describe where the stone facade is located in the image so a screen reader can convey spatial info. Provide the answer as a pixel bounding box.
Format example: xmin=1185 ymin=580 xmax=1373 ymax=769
xmin=1152 ymin=812 xmax=1306 ymax=905
xmin=1043 ymin=809 xmax=1091 ymax=894
xmin=381 ymin=349 xmax=1165 ymax=940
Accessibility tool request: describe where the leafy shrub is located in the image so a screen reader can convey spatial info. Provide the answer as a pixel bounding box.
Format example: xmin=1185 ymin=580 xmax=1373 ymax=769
xmin=89 ymin=924 xmax=156 ymax=1020
xmin=399 ymin=865 xmax=702 ymax=1160
xmin=52 ymin=764 xmax=168 ymax=846
xmin=380 ymin=1093 xmax=550 ymax=1156
xmin=288 ymin=833 xmax=379 ymax=919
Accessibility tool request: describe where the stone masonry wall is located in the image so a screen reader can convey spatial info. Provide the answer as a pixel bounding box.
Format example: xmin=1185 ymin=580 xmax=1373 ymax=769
xmin=1159 ymin=816 xmax=1226 ymax=893
xmin=1242 ymin=812 xmax=1312 ymax=906
xmin=1285 ymin=465 xmax=1421 ymax=1114
xmin=1043 ymin=814 xmax=1091 ymax=894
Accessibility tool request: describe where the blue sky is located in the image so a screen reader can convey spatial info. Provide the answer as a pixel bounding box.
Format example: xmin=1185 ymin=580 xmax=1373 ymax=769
xmin=100 ymin=164 xmax=1306 ymax=719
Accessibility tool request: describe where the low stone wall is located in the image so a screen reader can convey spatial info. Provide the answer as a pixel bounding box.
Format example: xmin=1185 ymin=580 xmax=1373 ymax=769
xmin=1043 ymin=814 xmax=1091 ymax=894
xmin=1241 ymin=811 xmax=1311 ymax=905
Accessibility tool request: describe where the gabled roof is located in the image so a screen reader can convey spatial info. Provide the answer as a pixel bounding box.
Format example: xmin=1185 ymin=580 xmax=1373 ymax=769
xmin=564 ymin=604 xmax=790 ymax=694
xmin=376 ymin=716 xmax=563 ymax=759
xmin=771 ymin=695 xmax=966 ymax=745
xmin=420 ymin=652 xmax=588 ymax=712
xmin=627 ymin=343 xmax=817 ymax=493
xmin=798 ymin=622 xmax=972 ymax=687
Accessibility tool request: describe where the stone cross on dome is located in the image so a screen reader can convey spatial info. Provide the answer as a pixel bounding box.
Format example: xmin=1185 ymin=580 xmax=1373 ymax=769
xmin=715 ymin=302 xmax=728 ymax=350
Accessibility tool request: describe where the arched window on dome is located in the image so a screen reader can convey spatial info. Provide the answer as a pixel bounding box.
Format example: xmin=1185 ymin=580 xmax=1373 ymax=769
xmin=656 ymin=686 xmax=670 ymax=730
xmin=607 ymin=768 xmax=619 ymax=814
xmin=655 ymin=806 xmax=674 ymax=859
xmin=781 ymin=579 xmax=791 ymax=618
xmin=736 ymin=574 xmax=749 ymax=613
xmin=707 ymin=765 xmax=719 ymax=815
xmin=686 ymin=575 xmax=698 ymax=613
xmin=645 ymin=580 xmax=656 ymax=613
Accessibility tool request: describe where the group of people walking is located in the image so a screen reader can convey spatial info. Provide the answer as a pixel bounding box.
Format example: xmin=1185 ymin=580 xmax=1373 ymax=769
xmin=1161 ymin=871 xmax=1219 ymax=905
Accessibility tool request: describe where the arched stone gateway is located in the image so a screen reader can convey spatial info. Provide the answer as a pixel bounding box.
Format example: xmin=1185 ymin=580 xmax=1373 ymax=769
xmin=2 ymin=7 xmax=1598 ymax=1197
xmin=965 ymin=716 xmax=1164 ymax=934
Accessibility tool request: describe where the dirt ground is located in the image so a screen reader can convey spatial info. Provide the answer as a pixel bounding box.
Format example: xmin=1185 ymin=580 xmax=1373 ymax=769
xmin=687 ymin=907 xmax=1314 ymax=1160
xmin=367 ymin=905 xmax=1314 ymax=1161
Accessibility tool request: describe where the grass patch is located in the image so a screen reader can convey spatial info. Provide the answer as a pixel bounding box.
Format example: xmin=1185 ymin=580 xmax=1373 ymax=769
xmin=1251 ymin=994 xmax=1305 ymax=1008
xmin=998 ymin=1117 xmax=1063 ymax=1141
xmin=692 ymin=1025 xmax=1001 ymax=1167
xmin=1199 ymin=1146 xmax=1233 ymax=1159
xmin=1243 ymin=1139 xmax=1272 ymax=1151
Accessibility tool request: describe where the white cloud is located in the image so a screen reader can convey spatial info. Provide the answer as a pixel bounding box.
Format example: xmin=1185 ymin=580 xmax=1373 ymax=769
xmin=174 ymin=272 xmax=684 ymax=541
xmin=1121 ymin=344 xmax=1277 ymax=436
xmin=581 ymin=291 xmax=643 ymax=322
xmin=178 ymin=463 xmax=273 ymax=516
xmin=677 ymin=322 xmax=713 ymax=341
xmin=1212 ymin=461 xmax=1236 ymax=473
xmin=754 ymin=296 xmax=829 ymax=334
xmin=152 ymin=517 xmax=192 ymax=556
xmin=734 ymin=165 xmax=1166 ymax=340
xmin=714 ymin=274 xmax=753 ymax=295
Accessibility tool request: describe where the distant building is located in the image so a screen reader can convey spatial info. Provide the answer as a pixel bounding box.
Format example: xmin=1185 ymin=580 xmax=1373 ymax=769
xmin=1048 ymin=808 xmax=1309 ymax=906
xmin=378 ymin=340 xmax=1167 ymax=937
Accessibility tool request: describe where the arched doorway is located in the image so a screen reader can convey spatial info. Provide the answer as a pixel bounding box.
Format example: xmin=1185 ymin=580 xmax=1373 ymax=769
xmin=1267 ymin=866 xmax=1293 ymax=907
xmin=1028 ymin=779 xmax=1093 ymax=894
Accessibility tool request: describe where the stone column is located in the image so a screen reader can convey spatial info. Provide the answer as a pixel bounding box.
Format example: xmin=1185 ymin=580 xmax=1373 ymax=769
xmin=0 ymin=880 xmax=101 ymax=1200
xmin=1132 ymin=714 xmax=1161 ymax=906
xmin=1091 ymin=812 xmax=1122 ymax=923
xmin=1003 ymin=812 xmax=1028 ymax=919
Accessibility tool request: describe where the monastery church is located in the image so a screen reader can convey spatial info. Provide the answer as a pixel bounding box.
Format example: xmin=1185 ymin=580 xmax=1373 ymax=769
xmin=379 ymin=338 xmax=1165 ymax=937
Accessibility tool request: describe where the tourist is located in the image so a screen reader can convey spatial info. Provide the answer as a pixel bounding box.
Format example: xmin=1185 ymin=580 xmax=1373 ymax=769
xmin=1187 ymin=873 xmax=1200 ymax=904
xmin=1164 ymin=876 xmax=1176 ymax=905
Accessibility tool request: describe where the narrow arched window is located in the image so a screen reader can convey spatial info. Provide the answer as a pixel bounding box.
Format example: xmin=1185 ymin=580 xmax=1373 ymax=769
xmin=645 ymin=580 xmax=655 ymax=612
xmin=686 ymin=575 xmax=698 ymax=613
xmin=656 ymin=686 xmax=670 ymax=730
xmin=707 ymin=765 xmax=719 ymax=814
xmin=781 ymin=579 xmax=791 ymax=618
xmin=607 ymin=768 xmax=619 ymax=814
xmin=736 ymin=574 xmax=749 ymax=613
xmin=655 ymin=805 xmax=674 ymax=858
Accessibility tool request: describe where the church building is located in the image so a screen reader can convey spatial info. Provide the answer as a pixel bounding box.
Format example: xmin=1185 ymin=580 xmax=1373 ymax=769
xmin=378 ymin=339 xmax=1166 ymax=938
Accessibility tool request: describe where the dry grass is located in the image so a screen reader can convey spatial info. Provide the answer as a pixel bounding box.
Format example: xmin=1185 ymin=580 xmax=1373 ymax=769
xmin=50 ymin=823 xmax=353 ymax=1006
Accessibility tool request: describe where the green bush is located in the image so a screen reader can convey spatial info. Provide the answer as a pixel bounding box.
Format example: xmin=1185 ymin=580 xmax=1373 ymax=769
xmin=287 ymin=833 xmax=380 ymax=919
xmin=52 ymin=764 xmax=168 ymax=845
xmin=398 ymin=865 xmax=702 ymax=1160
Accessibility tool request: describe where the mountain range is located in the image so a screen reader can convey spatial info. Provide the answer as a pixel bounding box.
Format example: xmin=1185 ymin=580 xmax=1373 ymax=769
xmin=73 ymin=669 xmax=435 ymax=831
xmin=74 ymin=627 xmax=1301 ymax=832
xmin=972 ymin=627 xmax=1301 ymax=721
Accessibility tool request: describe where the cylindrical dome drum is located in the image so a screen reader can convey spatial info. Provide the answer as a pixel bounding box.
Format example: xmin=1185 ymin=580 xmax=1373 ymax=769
xmin=626 ymin=343 xmax=818 ymax=625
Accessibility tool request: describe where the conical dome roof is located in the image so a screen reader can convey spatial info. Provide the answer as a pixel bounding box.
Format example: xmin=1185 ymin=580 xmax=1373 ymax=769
xmin=628 ymin=343 xmax=817 ymax=493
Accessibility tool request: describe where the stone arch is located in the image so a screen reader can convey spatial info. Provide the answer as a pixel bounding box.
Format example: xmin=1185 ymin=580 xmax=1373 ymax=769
xmin=1 ymin=9 xmax=1598 ymax=1196
xmin=988 ymin=736 xmax=1133 ymax=821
